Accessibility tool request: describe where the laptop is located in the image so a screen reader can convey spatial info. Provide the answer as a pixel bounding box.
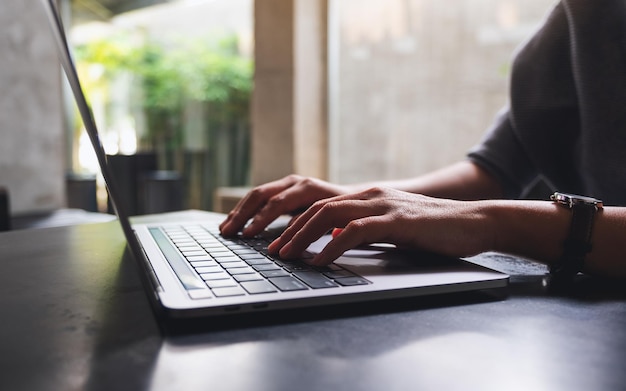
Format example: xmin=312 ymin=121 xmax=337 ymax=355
xmin=41 ymin=0 xmax=508 ymax=323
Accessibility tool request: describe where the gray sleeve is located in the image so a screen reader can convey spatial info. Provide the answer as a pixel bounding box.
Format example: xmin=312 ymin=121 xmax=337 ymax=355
xmin=470 ymin=1 xmax=626 ymax=203
xmin=467 ymin=107 xmax=539 ymax=199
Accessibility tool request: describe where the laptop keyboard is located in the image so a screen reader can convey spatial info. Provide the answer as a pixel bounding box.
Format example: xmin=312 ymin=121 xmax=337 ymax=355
xmin=149 ymin=224 xmax=369 ymax=299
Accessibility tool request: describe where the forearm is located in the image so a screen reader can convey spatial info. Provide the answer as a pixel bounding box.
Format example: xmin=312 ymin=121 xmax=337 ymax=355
xmin=346 ymin=160 xmax=504 ymax=200
xmin=487 ymin=200 xmax=626 ymax=279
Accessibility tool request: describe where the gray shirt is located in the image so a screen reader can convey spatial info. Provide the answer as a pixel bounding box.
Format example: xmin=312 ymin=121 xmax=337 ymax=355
xmin=467 ymin=0 xmax=626 ymax=206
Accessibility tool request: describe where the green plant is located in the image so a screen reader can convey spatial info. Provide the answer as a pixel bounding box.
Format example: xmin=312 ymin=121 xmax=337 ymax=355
xmin=181 ymin=36 xmax=253 ymax=117
xmin=75 ymin=34 xmax=251 ymax=141
xmin=74 ymin=33 xmax=253 ymax=208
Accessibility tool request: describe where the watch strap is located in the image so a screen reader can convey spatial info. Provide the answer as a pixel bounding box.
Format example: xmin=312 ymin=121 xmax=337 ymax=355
xmin=550 ymin=202 xmax=597 ymax=277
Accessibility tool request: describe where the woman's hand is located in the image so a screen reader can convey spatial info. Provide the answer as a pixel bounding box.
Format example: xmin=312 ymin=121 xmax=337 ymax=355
xmin=219 ymin=175 xmax=351 ymax=237
xmin=268 ymin=187 xmax=497 ymax=266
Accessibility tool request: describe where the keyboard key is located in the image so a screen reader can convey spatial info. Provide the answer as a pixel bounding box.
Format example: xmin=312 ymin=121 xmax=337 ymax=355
xmin=229 ymin=245 xmax=251 ymax=252
xmin=212 ymin=286 xmax=246 ymax=297
xmin=227 ymin=266 xmax=256 ymax=275
xmin=172 ymin=239 xmax=195 ymax=246
xmin=322 ymin=270 xmax=355 ymax=279
xmin=177 ymin=245 xmax=204 ymax=252
xmin=234 ymin=273 xmax=264 ymax=282
xmin=200 ymin=271 xmax=231 ymax=280
xmin=243 ymin=258 xmax=273 ymax=266
xmin=314 ymin=264 xmax=343 ymax=272
xmin=221 ymin=239 xmax=245 ymax=247
xmin=260 ymin=269 xmax=290 ymax=278
xmin=232 ymin=249 xmax=259 ymax=256
xmin=182 ymin=250 xmax=207 ymax=257
xmin=221 ymin=261 xmax=248 ymax=269
xmin=195 ymin=265 xmax=222 ymax=274
xmin=188 ymin=289 xmax=213 ymax=300
xmin=189 ymin=260 xmax=218 ymax=268
xmin=335 ymin=277 xmax=370 ymax=286
xmin=195 ymin=240 xmax=216 ymax=246
xmin=205 ymin=251 xmax=235 ymax=258
xmin=199 ymin=243 xmax=226 ymax=250
xmin=241 ymin=280 xmax=278 ymax=294
xmin=252 ymin=263 xmax=281 ymax=272
xmin=187 ymin=255 xmax=214 ymax=262
xmin=276 ymin=260 xmax=311 ymax=271
xmin=168 ymin=234 xmax=190 ymax=240
xmin=205 ymin=279 xmax=238 ymax=288
xmin=190 ymin=234 xmax=212 ymax=240
xmin=214 ymin=256 xmax=241 ymax=264
xmin=239 ymin=253 xmax=269 ymax=261
xmin=294 ymin=271 xmax=339 ymax=289
xmin=248 ymin=243 xmax=268 ymax=250
xmin=269 ymin=276 xmax=309 ymax=291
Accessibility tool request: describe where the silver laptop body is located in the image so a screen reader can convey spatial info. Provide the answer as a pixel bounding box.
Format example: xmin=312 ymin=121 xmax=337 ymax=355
xmin=41 ymin=0 xmax=508 ymax=320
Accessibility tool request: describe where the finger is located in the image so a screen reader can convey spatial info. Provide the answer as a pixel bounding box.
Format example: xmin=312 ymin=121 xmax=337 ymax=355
xmin=310 ymin=216 xmax=391 ymax=265
xmin=331 ymin=228 xmax=343 ymax=238
xmin=268 ymin=198 xmax=345 ymax=254
xmin=267 ymin=189 xmax=384 ymax=253
xmin=242 ymin=180 xmax=328 ymax=237
xmin=273 ymin=192 xmax=372 ymax=246
xmin=240 ymin=193 xmax=300 ymax=237
xmin=219 ymin=176 xmax=300 ymax=236
xmin=219 ymin=190 xmax=266 ymax=235
xmin=287 ymin=213 xmax=303 ymax=227
xmin=244 ymin=177 xmax=346 ymax=237
xmin=275 ymin=199 xmax=387 ymax=259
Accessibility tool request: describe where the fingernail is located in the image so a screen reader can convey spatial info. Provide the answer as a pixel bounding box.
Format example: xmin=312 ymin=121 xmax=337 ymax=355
xmin=242 ymin=224 xmax=255 ymax=237
xmin=279 ymin=242 xmax=292 ymax=257
xmin=268 ymin=239 xmax=281 ymax=253
xmin=219 ymin=223 xmax=231 ymax=235
xmin=331 ymin=228 xmax=343 ymax=238
xmin=307 ymin=255 xmax=323 ymax=266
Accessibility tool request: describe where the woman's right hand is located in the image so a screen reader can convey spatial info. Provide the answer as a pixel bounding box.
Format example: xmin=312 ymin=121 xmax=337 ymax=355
xmin=219 ymin=175 xmax=351 ymax=237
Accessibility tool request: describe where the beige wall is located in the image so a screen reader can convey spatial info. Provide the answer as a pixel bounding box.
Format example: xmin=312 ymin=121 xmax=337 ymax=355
xmin=251 ymin=0 xmax=328 ymax=186
xmin=0 ymin=0 xmax=66 ymax=214
xmin=251 ymin=0 xmax=297 ymax=185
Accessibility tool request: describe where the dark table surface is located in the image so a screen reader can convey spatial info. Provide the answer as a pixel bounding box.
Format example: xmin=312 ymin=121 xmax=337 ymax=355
xmin=1 ymin=210 xmax=625 ymax=391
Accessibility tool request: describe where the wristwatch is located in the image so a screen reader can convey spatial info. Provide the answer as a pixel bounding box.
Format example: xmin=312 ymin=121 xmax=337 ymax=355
xmin=550 ymin=192 xmax=603 ymax=278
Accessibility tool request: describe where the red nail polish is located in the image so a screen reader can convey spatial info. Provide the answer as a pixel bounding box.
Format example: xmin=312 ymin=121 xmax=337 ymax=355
xmin=331 ymin=228 xmax=343 ymax=238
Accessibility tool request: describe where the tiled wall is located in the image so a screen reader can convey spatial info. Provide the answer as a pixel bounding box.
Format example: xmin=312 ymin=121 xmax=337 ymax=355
xmin=0 ymin=0 xmax=65 ymax=214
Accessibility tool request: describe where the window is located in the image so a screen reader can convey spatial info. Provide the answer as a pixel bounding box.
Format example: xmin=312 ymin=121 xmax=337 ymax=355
xmin=328 ymin=0 xmax=555 ymax=184
xmin=67 ymin=0 xmax=253 ymax=211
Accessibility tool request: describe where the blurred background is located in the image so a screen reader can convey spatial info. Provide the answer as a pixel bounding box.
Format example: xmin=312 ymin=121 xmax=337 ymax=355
xmin=0 ymin=0 xmax=554 ymax=229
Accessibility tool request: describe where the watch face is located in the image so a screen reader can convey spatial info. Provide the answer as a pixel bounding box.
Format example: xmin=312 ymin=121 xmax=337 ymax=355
xmin=551 ymin=192 xmax=603 ymax=208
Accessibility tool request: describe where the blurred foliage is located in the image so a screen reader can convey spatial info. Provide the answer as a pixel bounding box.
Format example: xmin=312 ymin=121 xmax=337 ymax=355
xmin=181 ymin=36 xmax=252 ymax=117
xmin=74 ymin=32 xmax=252 ymax=134
xmin=74 ymin=33 xmax=253 ymax=208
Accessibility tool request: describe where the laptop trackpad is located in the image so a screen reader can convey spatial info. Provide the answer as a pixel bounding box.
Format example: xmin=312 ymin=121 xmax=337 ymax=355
xmin=308 ymin=235 xmax=482 ymax=276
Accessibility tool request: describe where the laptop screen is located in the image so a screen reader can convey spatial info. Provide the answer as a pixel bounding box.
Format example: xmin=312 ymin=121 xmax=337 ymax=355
xmin=40 ymin=0 xmax=140 ymax=249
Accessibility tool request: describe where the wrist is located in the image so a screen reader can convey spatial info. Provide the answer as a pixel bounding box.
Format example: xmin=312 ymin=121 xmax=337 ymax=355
xmin=486 ymin=200 xmax=571 ymax=262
